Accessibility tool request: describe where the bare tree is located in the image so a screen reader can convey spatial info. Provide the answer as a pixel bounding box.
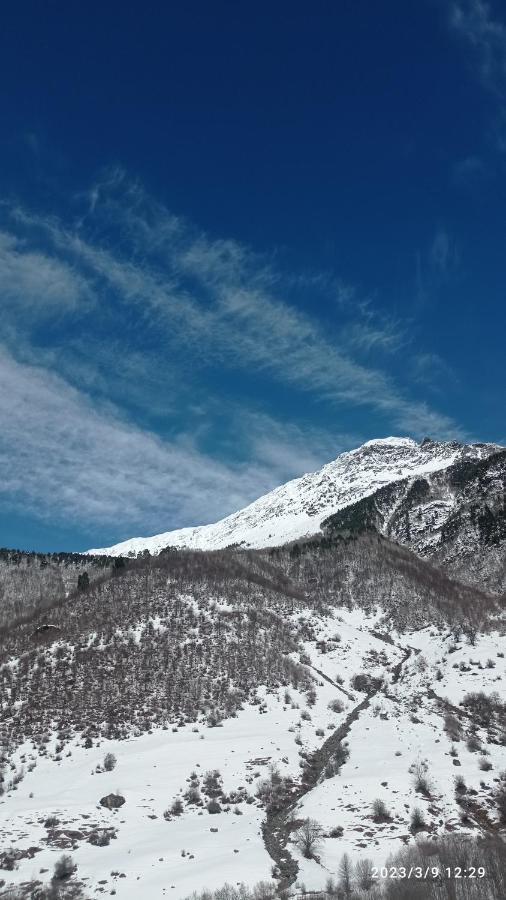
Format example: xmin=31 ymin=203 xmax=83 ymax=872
xmin=355 ymin=856 xmax=375 ymax=891
xmin=338 ymin=852 xmax=354 ymax=899
xmin=293 ymin=817 xmax=323 ymax=859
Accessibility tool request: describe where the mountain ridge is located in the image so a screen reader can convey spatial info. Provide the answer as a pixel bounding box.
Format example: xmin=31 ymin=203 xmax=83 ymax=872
xmin=88 ymin=436 xmax=503 ymax=559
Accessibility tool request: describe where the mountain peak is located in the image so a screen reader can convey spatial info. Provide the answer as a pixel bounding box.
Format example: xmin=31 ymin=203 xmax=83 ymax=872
xmin=360 ymin=436 xmax=417 ymax=449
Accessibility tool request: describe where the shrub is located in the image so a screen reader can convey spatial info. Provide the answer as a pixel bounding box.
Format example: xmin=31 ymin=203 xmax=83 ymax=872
xmin=103 ymin=753 xmax=117 ymax=772
xmin=479 ymin=756 xmax=493 ymax=771
xmin=412 ymin=761 xmax=432 ymax=796
xmin=444 ymin=713 xmax=462 ymax=741
xmin=462 ymin=692 xmax=497 ymax=727
xmin=306 ymin=687 xmax=317 ymax=707
xmin=256 ymin=770 xmax=294 ymax=813
xmin=185 ymin=786 xmax=201 ymax=804
xmin=207 ymin=799 xmax=222 ymax=814
xmin=203 ymin=769 xmax=222 ymax=798
xmin=351 ymin=673 xmax=371 ymax=692
xmin=0 ymin=848 xmax=17 ymax=870
xmin=455 ymin=775 xmax=467 ymax=794
xmin=89 ymin=829 xmax=110 ymax=846
xmin=171 ymin=798 xmax=184 ymax=816
xmin=466 ymin=734 xmax=482 ymax=753
xmin=372 ymin=798 xmax=391 ymax=822
xmin=410 ymin=807 xmax=426 ymax=833
xmin=53 ymin=854 xmax=76 ymax=880
xmin=328 ymin=825 xmax=344 ymax=838
xmin=328 ymin=698 xmax=344 ymax=714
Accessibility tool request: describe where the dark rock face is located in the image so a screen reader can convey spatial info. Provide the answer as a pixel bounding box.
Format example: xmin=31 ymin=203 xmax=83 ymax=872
xmin=323 ymin=448 xmax=506 ymax=593
xmin=100 ymin=793 xmax=125 ymax=809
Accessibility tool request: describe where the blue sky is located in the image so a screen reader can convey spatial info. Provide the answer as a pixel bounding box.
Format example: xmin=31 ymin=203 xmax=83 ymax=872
xmin=0 ymin=0 xmax=505 ymax=552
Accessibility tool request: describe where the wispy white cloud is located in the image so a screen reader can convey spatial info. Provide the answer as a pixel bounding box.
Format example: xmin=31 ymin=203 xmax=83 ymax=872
xmin=429 ymin=228 xmax=459 ymax=274
xmin=5 ymin=174 xmax=464 ymax=440
xmin=340 ymin=318 xmax=407 ymax=355
xmin=0 ymin=347 xmax=304 ymax=536
xmin=446 ymin=1 xmax=506 ymax=155
xmin=233 ymin=411 xmax=360 ymax=483
xmin=0 ymin=230 xmax=92 ymax=313
xmin=449 ymin=0 xmax=506 ymax=91
xmin=415 ymin=227 xmax=460 ymax=308
xmin=411 ymin=352 xmax=459 ymax=393
xmin=0 ymin=174 xmax=469 ymax=538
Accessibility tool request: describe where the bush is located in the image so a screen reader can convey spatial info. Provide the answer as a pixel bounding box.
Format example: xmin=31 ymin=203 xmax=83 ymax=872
xmin=0 ymin=848 xmax=17 ymax=870
xmin=103 ymin=753 xmax=117 ymax=772
xmin=372 ymin=798 xmax=391 ymax=822
xmin=328 ymin=698 xmax=344 ymax=714
xmin=203 ymin=769 xmax=222 ymax=798
xmin=479 ymin=756 xmax=492 ymax=771
xmin=444 ymin=713 xmax=462 ymax=741
xmin=412 ymin=761 xmax=432 ymax=796
xmin=466 ymin=734 xmax=482 ymax=753
xmin=185 ymin=786 xmax=201 ymax=804
xmin=255 ymin=768 xmax=294 ymax=813
xmin=410 ymin=807 xmax=426 ymax=833
xmin=455 ymin=775 xmax=467 ymax=794
xmin=89 ymin=829 xmax=110 ymax=846
xmin=351 ymin=673 xmax=371 ymax=693
xmin=462 ymin=691 xmax=499 ymax=727
xmin=53 ymin=854 xmax=76 ymax=881
xmin=171 ymin=798 xmax=184 ymax=816
xmin=328 ymin=825 xmax=344 ymax=838
xmin=207 ymin=799 xmax=222 ymax=814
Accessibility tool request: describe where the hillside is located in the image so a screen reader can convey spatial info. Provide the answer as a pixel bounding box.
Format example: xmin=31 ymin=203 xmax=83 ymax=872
xmin=1 ymin=537 xmax=505 ymax=898
xmin=0 ymin=550 xmax=118 ymax=633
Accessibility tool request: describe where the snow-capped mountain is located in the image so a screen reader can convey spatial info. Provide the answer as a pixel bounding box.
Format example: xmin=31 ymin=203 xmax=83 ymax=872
xmin=88 ymin=436 xmax=502 ymax=557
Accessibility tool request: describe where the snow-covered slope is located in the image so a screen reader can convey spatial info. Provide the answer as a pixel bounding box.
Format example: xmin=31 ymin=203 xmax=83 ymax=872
xmin=88 ymin=437 xmax=501 ymax=556
xmin=3 ymin=606 xmax=505 ymax=899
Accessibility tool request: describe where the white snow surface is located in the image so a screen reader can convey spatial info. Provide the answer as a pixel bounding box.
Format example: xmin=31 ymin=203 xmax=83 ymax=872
xmin=87 ymin=437 xmax=499 ymax=557
xmin=2 ymin=606 xmax=505 ymax=898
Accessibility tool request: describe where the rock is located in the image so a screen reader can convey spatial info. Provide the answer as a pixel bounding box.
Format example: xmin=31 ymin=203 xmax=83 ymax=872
xmin=452 ymin=759 xmax=461 ymax=766
xmin=100 ymin=793 xmax=126 ymax=809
